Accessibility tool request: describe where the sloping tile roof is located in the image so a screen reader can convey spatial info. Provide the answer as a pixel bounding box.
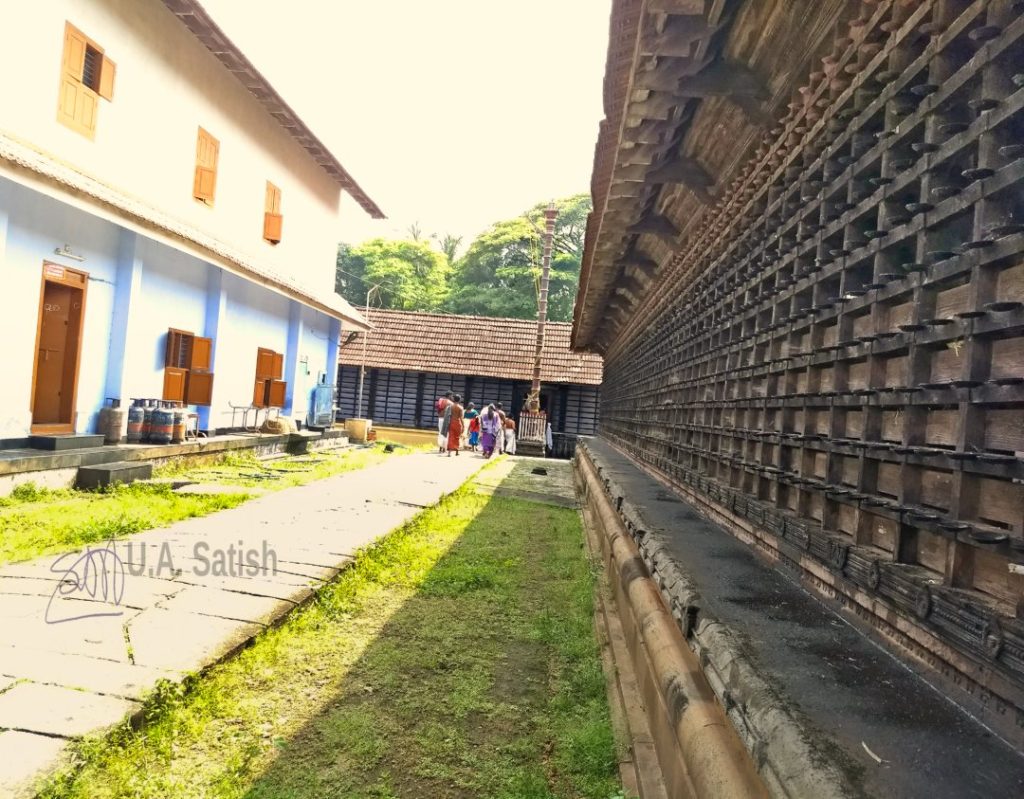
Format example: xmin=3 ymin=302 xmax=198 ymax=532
xmin=339 ymin=308 xmax=604 ymax=386
xmin=161 ymin=0 xmax=384 ymax=219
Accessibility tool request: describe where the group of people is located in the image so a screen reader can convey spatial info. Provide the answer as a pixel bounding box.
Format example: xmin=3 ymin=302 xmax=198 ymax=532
xmin=435 ymin=391 xmax=516 ymax=458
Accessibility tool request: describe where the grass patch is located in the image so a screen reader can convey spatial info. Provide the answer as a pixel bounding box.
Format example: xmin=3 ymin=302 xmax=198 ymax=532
xmin=153 ymin=442 xmax=414 ymax=491
xmin=0 ymin=482 xmax=248 ymax=566
xmin=0 ymin=444 xmax=408 ymax=566
xmin=39 ymin=473 xmax=620 ymax=799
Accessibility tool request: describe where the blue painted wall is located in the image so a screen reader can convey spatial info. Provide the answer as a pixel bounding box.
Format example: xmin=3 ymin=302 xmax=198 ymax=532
xmin=0 ymin=175 xmax=343 ymax=439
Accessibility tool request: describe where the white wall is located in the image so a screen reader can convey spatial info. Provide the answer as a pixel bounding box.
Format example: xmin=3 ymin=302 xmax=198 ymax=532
xmin=0 ymin=178 xmax=121 ymax=438
xmin=0 ymin=0 xmax=344 ymax=296
xmin=0 ymin=175 xmax=341 ymax=439
xmin=129 ymin=238 xmax=209 ymax=401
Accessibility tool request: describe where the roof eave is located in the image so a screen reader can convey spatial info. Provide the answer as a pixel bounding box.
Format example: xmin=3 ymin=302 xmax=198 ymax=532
xmin=160 ymin=0 xmax=385 ymax=220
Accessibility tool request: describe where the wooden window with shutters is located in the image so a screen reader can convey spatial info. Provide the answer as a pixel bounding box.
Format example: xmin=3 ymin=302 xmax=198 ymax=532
xmin=263 ymin=181 xmax=283 ymax=244
xmin=253 ymin=347 xmax=287 ymax=408
xmin=193 ymin=127 xmax=219 ymax=206
xmin=163 ymin=328 xmax=215 ymax=405
xmin=57 ymin=22 xmax=116 ymax=139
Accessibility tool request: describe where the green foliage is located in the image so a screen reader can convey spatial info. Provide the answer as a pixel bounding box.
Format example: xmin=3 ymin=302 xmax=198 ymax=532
xmin=335 ymin=194 xmax=592 ymax=322
xmin=336 ymin=238 xmax=450 ymax=312
xmin=445 ymin=193 xmax=591 ymax=322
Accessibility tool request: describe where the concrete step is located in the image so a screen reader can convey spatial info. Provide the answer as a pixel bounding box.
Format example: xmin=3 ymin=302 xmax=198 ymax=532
xmin=29 ymin=434 xmax=105 ymax=452
xmin=76 ymin=461 xmax=153 ymax=490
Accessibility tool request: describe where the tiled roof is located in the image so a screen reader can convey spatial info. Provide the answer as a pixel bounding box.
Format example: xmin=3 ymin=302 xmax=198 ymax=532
xmin=339 ymin=308 xmax=604 ymax=386
xmin=161 ymin=0 xmax=384 ymax=219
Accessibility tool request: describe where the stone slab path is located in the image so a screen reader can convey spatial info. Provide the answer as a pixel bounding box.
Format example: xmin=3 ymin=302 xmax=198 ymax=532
xmin=0 ymin=451 xmax=485 ymax=798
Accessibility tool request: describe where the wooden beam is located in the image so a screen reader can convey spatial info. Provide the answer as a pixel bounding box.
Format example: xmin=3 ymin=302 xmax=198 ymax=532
xmin=616 ymin=276 xmax=646 ymax=301
xmin=621 ymin=119 xmax=671 ymax=145
xmin=648 ymin=156 xmax=712 ymax=188
xmin=648 ymin=156 xmax=715 ymax=203
xmin=628 ymin=92 xmax=679 ymax=121
xmin=614 ymin=163 xmax=652 ymax=182
xmin=619 ymin=143 xmax=661 ymax=166
xmin=616 ymin=254 xmax=659 ymax=276
xmin=609 ymin=182 xmax=644 ymax=200
xmin=646 ymin=0 xmax=706 ymax=12
xmin=678 ymin=62 xmax=768 ymax=98
xmin=628 ymin=214 xmax=680 ymax=245
xmin=634 ymin=56 xmax=713 ymax=92
xmin=641 ymin=16 xmax=718 ymax=57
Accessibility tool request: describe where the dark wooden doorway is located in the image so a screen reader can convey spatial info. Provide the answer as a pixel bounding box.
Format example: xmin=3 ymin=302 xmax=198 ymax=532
xmin=31 ymin=263 xmax=88 ymax=433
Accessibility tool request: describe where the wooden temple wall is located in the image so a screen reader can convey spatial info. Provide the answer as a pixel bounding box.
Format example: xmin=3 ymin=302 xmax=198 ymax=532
xmin=337 ymin=365 xmax=600 ymax=436
xmin=599 ymin=0 xmax=1024 ymax=739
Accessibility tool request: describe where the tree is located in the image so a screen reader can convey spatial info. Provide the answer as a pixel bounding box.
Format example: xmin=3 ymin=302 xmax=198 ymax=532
xmin=437 ymin=233 xmax=463 ymax=264
xmin=444 ymin=193 xmax=591 ymax=322
xmin=336 ymin=238 xmax=450 ymax=312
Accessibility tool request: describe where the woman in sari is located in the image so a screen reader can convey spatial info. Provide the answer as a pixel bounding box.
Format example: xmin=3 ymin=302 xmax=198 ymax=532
xmin=445 ymin=394 xmax=465 ymax=457
xmin=480 ymin=404 xmax=501 ymax=458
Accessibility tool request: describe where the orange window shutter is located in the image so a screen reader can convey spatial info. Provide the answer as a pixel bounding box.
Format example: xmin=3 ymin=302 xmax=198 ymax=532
xmin=253 ymin=379 xmax=269 ymax=408
xmin=57 ymin=77 xmax=81 ymax=126
xmin=186 ymin=371 xmax=214 ymax=406
xmin=268 ymin=380 xmax=287 ymax=408
xmin=263 ymin=212 xmax=283 ymax=243
xmin=98 ymin=55 xmax=115 ymax=100
xmin=255 ymin=348 xmax=275 ymax=380
xmin=76 ymin=90 xmax=99 ymax=135
xmin=194 ymin=128 xmax=219 ymax=203
xmin=62 ymin=24 xmax=87 ymax=77
xmin=57 ymin=25 xmax=92 ymax=136
xmin=272 ymin=352 xmax=284 ymax=379
xmin=191 ymin=337 xmax=213 ymax=371
xmin=163 ymin=367 xmax=187 ymax=403
xmin=194 ymin=167 xmax=216 ymax=203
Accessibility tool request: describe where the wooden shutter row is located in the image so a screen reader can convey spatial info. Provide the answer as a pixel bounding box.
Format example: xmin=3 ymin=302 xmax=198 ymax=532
xmin=263 ymin=182 xmax=283 ymax=243
xmin=162 ymin=328 xmax=215 ymax=406
xmin=57 ymin=23 xmax=115 ymax=139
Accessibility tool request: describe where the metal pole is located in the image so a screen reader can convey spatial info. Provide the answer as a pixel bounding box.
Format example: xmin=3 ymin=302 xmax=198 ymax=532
xmin=529 ymin=202 xmax=558 ymax=411
xmin=356 ymin=285 xmax=377 ymax=418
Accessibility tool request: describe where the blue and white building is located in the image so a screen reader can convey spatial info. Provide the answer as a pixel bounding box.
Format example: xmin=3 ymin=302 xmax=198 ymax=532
xmin=0 ymin=0 xmax=381 ymax=442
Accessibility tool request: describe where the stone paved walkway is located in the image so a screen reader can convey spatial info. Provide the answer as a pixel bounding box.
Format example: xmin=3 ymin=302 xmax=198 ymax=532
xmin=0 ymin=451 xmax=485 ymax=798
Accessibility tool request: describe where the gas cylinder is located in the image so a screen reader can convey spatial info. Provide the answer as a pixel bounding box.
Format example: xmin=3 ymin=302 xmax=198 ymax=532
xmin=99 ymin=398 xmax=125 ymax=445
xmin=127 ymin=400 xmax=144 ymax=443
xmin=141 ymin=400 xmax=155 ymax=442
xmin=150 ymin=404 xmax=174 ymax=445
xmin=171 ymin=409 xmax=187 ymax=443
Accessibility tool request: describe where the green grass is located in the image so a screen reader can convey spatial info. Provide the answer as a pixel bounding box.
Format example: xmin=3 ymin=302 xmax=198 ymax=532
xmin=39 ymin=475 xmax=621 ymax=799
xmin=152 ymin=442 xmax=413 ymax=490
xmin=0 ymin=482 xmax=249 ymax=566
xmin=0 ymin=444 xmax=408 ymax=566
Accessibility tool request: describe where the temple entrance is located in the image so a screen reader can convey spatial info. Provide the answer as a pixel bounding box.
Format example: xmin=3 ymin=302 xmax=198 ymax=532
xmin=30 ymin=263 xmax=88 ymax=433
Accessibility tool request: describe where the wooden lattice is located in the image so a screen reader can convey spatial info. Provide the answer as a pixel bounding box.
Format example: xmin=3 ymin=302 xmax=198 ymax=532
xmin=599 ymin=0 xmax=1024 ymax=718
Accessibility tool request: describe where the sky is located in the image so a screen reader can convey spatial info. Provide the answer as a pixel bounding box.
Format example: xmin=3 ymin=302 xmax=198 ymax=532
xmin=201 ymin=0 xmax=612 ymax=251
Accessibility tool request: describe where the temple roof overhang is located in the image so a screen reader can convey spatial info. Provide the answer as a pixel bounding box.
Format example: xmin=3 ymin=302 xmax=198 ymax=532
xmin=572 ymin=0 xmax=854 ymax=353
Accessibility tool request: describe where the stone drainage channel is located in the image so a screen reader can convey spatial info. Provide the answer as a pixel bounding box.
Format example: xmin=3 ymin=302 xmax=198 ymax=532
xmin=575 ymin=448 xmax=769 ymax=799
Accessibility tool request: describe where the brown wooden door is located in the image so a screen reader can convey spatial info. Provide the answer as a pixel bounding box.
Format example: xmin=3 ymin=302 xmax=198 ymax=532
xmin=32 ymin=277 xmax=86 ymax=429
